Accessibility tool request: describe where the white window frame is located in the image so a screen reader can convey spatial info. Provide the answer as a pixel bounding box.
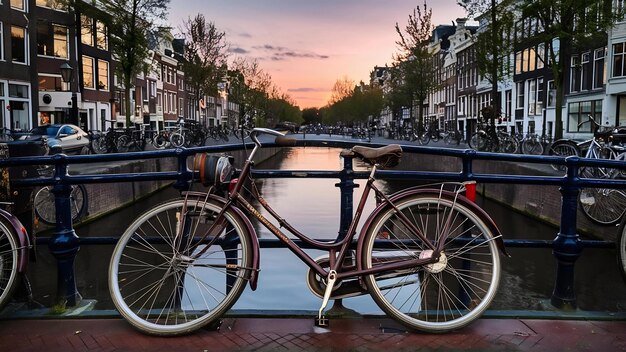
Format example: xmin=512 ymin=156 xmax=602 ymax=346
xmin=82 ymin=56 xmax=95 ymax=89
xmin=10 ymin=0 xmax=26 ymax=12
xmin=10 ymin=25 xmax=28 ymax=65
xmin=0 ymin=22 xmax=4 ymax=61
xmin=37 ymin=22 xmax=69 ymax=59
xmin=97 ymin=59 xmax=109 ymax=91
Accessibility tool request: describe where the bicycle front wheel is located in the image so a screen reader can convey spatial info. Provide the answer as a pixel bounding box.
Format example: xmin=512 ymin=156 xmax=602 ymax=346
xmin=361 ymin=194 xmax=501 ymax=333
xmin=169 ymin=132 xmax=185 ymax=148
xmin=34 ymin=185 xmax=87 ymax=225
xmin=0 ymin=219 xmax=19 ymax=312
xmin=579 ymin=187 xmax=626 ymax=225
xmin=108 ymin=198 xmax=253 ymax=336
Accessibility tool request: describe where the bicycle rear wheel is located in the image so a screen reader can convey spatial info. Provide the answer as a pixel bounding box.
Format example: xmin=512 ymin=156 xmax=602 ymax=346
xmin=108 ymin=198 xmax=252 ymax=336
xmin=578 ymin=187 xmax=626 ymax=225
xmin=0 ymin=219 xmax=19 ymax=311
xmin=521 ymin=138 xmax=544 ymax=155
xmin=34 ymin=185 xmax=87 ymax=225
xmin=170 ymin=132 xmax=185 ymax=148
xmin=361 ymin=193 xmax=501 ymax=333
xmin=548 ymin=140 xmax=580 ymax=171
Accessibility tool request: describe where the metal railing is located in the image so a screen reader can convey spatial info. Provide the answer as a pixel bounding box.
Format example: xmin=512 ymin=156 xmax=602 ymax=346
xmin=3 ymin=138 xmax=626 ymax=312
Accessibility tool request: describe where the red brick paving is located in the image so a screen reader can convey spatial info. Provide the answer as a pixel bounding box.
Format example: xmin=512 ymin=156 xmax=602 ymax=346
xmin=0 ymin=317 xmax=625 ymax=351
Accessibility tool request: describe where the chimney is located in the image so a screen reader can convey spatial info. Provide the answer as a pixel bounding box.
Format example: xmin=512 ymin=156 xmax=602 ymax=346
xmin=456 ymin=18 xmax=467 ymax=29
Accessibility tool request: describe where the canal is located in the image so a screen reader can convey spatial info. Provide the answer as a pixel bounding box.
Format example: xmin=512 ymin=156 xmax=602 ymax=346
xmin=25 ymin=147 xmax=626 ymax=314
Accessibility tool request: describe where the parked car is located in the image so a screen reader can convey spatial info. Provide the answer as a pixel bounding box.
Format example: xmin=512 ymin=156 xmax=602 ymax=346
xmin=19 ymin=124 xmax=90 ymax=155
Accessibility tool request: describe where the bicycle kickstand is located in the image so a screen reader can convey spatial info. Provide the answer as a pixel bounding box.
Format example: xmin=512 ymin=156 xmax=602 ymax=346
xmin=315 ymin=270 xmax=337 ymax=327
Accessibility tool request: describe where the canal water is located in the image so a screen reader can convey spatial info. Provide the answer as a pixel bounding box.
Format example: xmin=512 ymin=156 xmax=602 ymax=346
xmin=26 ymin=147 xmax=626 ymax=314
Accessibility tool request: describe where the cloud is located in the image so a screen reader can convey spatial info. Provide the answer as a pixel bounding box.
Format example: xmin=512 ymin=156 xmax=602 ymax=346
xmin=229 ymin=47 xmax=249 ymax=54
xmin=253 ymin=44 xmax=329 ymax=61
xmin=288 ymin=87 xmax=328 ymax=92
xmin=238 ymin=32 xmax=252 ymax=38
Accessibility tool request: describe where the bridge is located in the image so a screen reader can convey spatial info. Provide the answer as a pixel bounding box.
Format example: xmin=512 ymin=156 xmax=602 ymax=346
xmin=0 ymin=134 xmax=625 ymax=350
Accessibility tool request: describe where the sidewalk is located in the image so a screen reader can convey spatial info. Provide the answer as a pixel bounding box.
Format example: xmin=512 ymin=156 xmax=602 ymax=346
xmin=1 ymin=317 xmax=625 ymax=351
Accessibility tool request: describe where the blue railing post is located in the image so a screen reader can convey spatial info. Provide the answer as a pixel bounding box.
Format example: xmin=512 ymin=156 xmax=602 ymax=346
xmin=551 ymin=160 xmax=583 ymax=309
xmin=48 ymin=157 xmax=81 ymax=307
xmin=335 ymin=153 xmax=358 ymax=240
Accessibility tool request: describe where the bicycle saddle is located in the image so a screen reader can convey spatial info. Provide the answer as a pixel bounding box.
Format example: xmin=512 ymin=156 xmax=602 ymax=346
xmin=342 ymin=144 xmax=402 ymax=168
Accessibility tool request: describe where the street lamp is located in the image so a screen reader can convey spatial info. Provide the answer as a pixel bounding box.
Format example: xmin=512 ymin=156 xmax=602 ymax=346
xmin=60 ymin=62 xmax=79 ymax=126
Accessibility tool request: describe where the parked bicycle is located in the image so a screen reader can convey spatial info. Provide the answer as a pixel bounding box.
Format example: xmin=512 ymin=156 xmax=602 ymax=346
xmin=108 ymin=127 xmax=507 ymax=336
xmin=549 ymin=115 xmax=626 ymax=225
xmin=32 ymin=166 xmax=88 ymax=226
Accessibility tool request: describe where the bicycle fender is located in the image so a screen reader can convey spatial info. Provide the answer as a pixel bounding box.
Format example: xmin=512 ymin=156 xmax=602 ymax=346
xmin=183 ymin=192 xmax=260 ymax=290
xmin=0 ymin=208 xmax=30 ymax=272
xmin=356 ymin=187 xmax=509 ymax=260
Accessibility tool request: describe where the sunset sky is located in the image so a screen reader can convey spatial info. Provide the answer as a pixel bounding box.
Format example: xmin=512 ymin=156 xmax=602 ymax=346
xmin=167 ymin=0 xmax=468 ymax=109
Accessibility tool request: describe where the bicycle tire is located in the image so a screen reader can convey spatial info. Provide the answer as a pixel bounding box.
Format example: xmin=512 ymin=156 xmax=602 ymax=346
xmin=578 ymin=187 xmax=626 ymax=225
xmin=170 ymin=132 xmax=185 ymax=148
xmin=548 ymin=140 xmax=580 ymax=171
xmin=617 ymin=217 xmax=626 ymax=283
xmin=418 ymin=132 xmax=430 ymax=145
xmin=92 ymin=136 xmax=109 ymax=154
xmin=521 ymin=139 xmax=544 ymax=155
xmin=361 ymin=193 xmax=501 ymax=333
xmin=34 ymin=184 xmax=87 ymax=225
xmin=108 ymin=198 xmax=253 ymax=336
xmin=116 ymin=135 xmax=131 ymax=153
xmin=469 ymin=132 xmax=489 ymax=151
xmin=0 ymin=219 xmax=19 ymax=312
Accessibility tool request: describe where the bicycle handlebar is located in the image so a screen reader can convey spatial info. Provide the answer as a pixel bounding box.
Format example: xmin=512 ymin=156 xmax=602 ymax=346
xmin=250 ymin=128 xmax=285 ymax=146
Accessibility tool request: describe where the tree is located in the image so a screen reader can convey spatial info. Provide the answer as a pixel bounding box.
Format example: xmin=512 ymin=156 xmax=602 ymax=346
xmin=515 ymin=0 xmax=624 ymax=139
xmin=100 ymin=0 xmax=170 ymax=126
xmin=393 ymin=1 xmax=436 ymax=131
xmin=302 ymin=108 xmax=322 ymax=125
xmin=228 ymin=58 xmax=273 ymax=127
xmin=179 ymin=14 xmax=229 ymax=119
xmin=329 ymin=76 xmax=355 ymax=104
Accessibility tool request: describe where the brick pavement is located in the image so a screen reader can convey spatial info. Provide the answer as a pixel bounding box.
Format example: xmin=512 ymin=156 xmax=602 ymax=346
xmin=0 ymin=317 xmax=625 ymax=351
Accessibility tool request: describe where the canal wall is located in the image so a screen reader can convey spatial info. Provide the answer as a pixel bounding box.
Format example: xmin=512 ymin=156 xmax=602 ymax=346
xmin=33 ymin=146 xmax=282 ymax=232
xmin=400 ymin=153 xmax=610 ymax=241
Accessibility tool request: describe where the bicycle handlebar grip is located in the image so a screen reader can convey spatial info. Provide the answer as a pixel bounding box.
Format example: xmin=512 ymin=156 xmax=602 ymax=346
xmin=275 ymin=136 xmax=297 ymax=146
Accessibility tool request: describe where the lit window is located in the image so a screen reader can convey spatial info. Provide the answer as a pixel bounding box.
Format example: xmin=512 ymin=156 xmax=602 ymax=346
xmin=10 ymin=0 xmax=25 ymax=11
xmin=82 ymin=56 xmax=95 ymax=89
xmin=613 ymin=42 xmax=626 ymax=77
xmin=81 ymin=15 xmax=94 ymax=46
xmin=37 ymin=22 xmax=68 ymax=58
xmin=10 ymin=26 xmax=27 ymax=64
xmin=98 ymin=60 xmax=109 ymax=90
xmin=96 ymin=21 xmax=107 ymax=50
xmin=38 ymin=75 xmax=64 ymax=91
xmin=36 ymin=0 xmax=66 ymax=10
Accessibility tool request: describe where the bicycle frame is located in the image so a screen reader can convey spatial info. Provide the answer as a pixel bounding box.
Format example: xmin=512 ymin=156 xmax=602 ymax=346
xmin=189 ymin=131 xmax=505 ymax=288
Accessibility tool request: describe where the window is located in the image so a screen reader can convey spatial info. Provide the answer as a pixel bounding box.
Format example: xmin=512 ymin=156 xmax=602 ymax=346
xmin=37 ymin=22 xmax=68 ymax=58
xmin=516 ymin=82 xmax=524 ymax=109
xmin=613 ymin=42 xmax=626 ymax=77
xmin=570 ymin=55 xmax=581 ymax=92
xmin=10 ymin=0 xmax=25 ymax=11
xmin=179 ymin=97 xmax=183 ymax=116
xmin=95 ymin=21 xmax=107 ymax=50
xmin=528 ymin=79 xmax=536 ymax=115
xmin=10 ymin=26 xmax=27 ymax=64
xmin=38 ymin=75 xmax=65 ymax=91
xmin=528 ymin=47 xmax=536 ymax=72
xmin=97 ymin=59 xmax=109 ymax=90
xmin=581 ymin=52 xmax=591 ymax=91
xmin=505 ymin=90 xmax=512 ymax=119
xmin=537 ymin=43 xmax=545 ymax=69
xmin=0 ymin=22 xmax=4 ymax=61
xmin=82 ymin=56 xmax=95 ymax=89
xmin=568 ymin=100 xmax=602 ymax=132
xmin=36 ymin=0 xmax=66 ymax=10
xmin=594 ymin=47 xmax=606 ymax=89
xmin=81 ymin=15 xmax=94 ymax=46
xmin=547 ymin=80 xmax=556 ymax=107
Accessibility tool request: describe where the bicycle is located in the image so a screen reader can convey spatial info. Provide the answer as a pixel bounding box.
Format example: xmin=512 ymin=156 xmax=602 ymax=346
xmin=0 ymin=146 xmax=34 ymax=312
xmin=549 ymin=115 xmax=626 ymax=225
xmin=32 ymin=166 xmax=88 ymax=225
xmin=108 ymin=127 xmax=507 ymax=336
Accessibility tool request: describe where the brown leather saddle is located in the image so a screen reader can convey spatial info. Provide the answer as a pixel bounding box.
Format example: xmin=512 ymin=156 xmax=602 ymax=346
xmin=341 ymin=144 xmax=402 ymax=168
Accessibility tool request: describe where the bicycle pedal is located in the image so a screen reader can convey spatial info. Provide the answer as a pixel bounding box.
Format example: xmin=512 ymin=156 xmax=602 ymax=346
xmin=314 ymin=315 xmax=329 ymax=327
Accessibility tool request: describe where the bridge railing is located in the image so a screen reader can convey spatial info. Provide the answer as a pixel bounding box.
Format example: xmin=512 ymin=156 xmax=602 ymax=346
xmin=2 ymin=138 xmax=625 ymax=312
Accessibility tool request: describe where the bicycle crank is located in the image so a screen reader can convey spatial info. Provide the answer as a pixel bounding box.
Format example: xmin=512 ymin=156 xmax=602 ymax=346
xmin=306 ymin=255 xmax=367 ymax=300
